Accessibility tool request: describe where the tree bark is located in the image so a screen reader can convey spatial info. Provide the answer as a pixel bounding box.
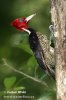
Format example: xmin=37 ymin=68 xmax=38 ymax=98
xmin=51 ymin=0 xmax=66 ymax=100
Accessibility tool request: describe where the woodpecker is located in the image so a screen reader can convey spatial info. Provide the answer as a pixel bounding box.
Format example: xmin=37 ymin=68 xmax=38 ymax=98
xmin=11 ymin=14 xmax=55 ymax=79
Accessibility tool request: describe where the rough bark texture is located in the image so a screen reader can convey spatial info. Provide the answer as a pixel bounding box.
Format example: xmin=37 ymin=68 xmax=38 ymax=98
xmin=51 ymin=0 xmax=66 ymax=100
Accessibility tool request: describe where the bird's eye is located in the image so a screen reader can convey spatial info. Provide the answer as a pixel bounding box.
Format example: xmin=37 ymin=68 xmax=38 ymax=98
xmin=19 ymin=19 xmax=23 ymax=22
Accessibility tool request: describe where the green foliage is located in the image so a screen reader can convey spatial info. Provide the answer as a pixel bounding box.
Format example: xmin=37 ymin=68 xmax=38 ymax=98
xmin=0 ymin=0 xmax=56 ymax=100
xmin=4 ymin=76 xmax=16 ymax=90
xmin=27 ymin=56 xmax=37 ymax=68
xmin=17 ymin=43 xmax=33 ymax=55
xmin=14 ymin=86 xmax=25 ymax=91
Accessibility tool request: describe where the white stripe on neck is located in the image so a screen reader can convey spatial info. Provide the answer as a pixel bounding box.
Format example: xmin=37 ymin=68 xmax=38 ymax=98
xmin=22 ymin=28 xmax=31 ymax=35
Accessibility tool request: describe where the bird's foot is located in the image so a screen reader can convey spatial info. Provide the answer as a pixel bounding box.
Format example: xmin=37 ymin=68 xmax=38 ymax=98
xmin=49 ymin=25 xmax=54 ymax=46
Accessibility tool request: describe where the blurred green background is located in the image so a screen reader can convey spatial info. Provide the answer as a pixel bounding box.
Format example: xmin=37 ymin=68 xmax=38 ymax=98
xmin=0 ymin=0 xmax=56 ymax=100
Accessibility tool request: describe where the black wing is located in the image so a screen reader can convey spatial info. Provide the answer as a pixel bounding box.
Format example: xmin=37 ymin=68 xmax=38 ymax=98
xmin=34 ymin=44 xmax=55 ymax=79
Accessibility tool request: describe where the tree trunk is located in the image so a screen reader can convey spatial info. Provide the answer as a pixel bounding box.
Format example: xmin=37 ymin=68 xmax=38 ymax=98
xmin=50 ymin=0 xmax=66 ymax=100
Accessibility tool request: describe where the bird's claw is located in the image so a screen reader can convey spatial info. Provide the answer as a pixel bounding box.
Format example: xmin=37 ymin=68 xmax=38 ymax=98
xmin=49 ymin=25 xmax=54 ymax=46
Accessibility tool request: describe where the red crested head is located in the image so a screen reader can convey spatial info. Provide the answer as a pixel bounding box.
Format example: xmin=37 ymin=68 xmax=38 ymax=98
xmin=11 ymin=13 xmax=36 ymax=31
xmin=11 ymin=18 xmax=29 ymax=31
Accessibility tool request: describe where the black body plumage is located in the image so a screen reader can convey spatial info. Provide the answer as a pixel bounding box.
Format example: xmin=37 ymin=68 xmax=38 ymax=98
xmin=28 ymin=28 xmax=55 ymax=79
xmin=28 ymin=28 xmax=46 ymax=70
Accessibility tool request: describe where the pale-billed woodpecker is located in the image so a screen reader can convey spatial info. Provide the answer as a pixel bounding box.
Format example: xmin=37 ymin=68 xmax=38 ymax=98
xmin=11 ymin=13 xmax=55 ymax=79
